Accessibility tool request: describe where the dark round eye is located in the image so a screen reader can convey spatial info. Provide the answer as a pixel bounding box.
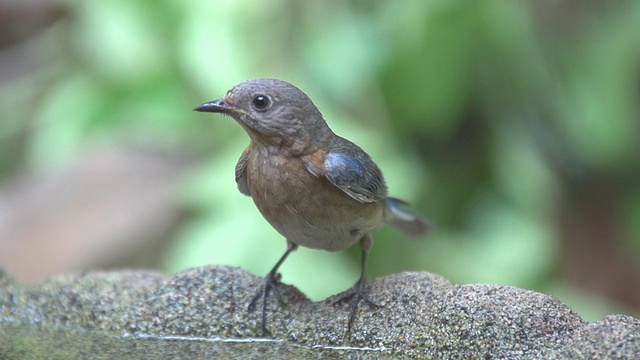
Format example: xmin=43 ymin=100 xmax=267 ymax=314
xmin=252 ymin=95 xmax=270 ymax=110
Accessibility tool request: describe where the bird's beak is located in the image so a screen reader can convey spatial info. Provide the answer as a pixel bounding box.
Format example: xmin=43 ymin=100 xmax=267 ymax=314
xmin=193 ymin=98 xmax=234 ymax=114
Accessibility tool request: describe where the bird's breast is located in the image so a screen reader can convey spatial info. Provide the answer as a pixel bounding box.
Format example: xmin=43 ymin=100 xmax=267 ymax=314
xmin=245 ymin=149 xmax=383 ymax=251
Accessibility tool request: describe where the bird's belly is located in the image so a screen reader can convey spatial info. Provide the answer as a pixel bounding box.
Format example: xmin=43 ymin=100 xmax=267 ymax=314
xmin=247 ymin=156 xmax=383 ymax=251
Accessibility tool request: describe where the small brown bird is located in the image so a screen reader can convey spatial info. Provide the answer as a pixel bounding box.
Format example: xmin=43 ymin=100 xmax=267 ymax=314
xmin=195 ymin=78 xmax=430 ymax=334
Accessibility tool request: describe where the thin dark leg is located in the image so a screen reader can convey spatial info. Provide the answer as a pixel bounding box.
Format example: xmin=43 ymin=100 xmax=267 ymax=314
xmin=333 ymin=234 xmax=379 ymax=333
xmin=248 ymin=241 xmax=298 ymax=335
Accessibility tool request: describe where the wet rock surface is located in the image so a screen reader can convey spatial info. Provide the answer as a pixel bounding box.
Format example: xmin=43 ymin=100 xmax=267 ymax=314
xmin=1 ymin=266 xmax=639 ymax=359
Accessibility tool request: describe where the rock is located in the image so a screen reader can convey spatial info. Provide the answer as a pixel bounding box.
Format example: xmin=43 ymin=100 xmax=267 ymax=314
xmin=1 ymin=266 xmax=639 ymax=359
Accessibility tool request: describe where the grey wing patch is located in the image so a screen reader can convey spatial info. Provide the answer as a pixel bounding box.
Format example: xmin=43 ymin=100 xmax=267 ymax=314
xmin=235 ymin=148 xmax=251 ymax=196
xmin=324 ymin=150 xmax=387 ymax=203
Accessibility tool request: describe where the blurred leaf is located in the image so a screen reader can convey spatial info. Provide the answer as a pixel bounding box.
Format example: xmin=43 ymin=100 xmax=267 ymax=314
xmin=71 ymin=0 xmax=172 ymax=86
xmin=380 ymin=2 xmax=479 ymax=136
xmin=30 ymin=74 xmax=107 ymax=167
xmin=417 ymin=194 xmax=557 ymax=288
xmin=491 ymin=119 xmax=559 ymax=216
xmin=557 ymin=3 xmax=640 ymax=170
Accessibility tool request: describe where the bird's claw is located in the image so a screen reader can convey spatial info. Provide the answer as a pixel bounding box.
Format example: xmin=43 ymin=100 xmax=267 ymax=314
xmin=333 ymin=279 xmax=380 ymax=333
xmin=248 ymin=272 xmax=286 ymax=335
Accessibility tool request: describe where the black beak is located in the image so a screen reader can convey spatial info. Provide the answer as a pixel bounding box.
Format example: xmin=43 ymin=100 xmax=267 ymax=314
xmin=193 ymin=99 xmax=233 ymax=113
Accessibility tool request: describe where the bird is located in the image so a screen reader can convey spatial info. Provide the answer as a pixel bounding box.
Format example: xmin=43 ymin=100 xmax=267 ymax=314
xmin=194 ymin=78 xmax=431 ymax=334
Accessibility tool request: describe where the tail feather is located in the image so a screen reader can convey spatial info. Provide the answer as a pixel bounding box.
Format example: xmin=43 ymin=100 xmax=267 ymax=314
xmin=384 ymin=197 xmax=432 ymax=237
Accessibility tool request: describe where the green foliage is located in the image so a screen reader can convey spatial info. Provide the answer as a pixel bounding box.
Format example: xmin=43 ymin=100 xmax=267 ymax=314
xmin=2 ymin=0 xmax=639 ymax=314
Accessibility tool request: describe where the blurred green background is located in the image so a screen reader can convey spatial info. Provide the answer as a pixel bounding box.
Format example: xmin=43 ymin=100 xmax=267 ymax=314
xmin=1 ymin=0 xmax=639 ymax=322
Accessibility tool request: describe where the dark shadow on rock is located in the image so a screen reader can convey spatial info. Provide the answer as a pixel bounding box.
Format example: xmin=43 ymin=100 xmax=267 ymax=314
xmin=0 ymin=266 xmax=639 ymax=359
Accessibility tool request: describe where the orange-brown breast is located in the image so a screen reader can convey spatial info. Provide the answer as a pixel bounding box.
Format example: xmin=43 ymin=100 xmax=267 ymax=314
xmin=245 ymin=144 xmax=384 ymax=251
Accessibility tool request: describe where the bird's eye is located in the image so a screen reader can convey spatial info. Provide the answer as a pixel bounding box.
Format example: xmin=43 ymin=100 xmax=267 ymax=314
xmin=252 ymin=95 xmax=270 ymax=111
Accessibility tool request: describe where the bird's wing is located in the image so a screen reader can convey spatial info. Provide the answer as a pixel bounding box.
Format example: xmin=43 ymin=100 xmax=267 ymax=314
xmin=302 ymin=141 xmax=387 ymax=203
xmin=235 ymin=147 xmax=251 ymax=196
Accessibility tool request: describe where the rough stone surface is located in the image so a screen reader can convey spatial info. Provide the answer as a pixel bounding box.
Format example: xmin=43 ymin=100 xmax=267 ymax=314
xmin=1 ymin=266 xmax=639 ymax=359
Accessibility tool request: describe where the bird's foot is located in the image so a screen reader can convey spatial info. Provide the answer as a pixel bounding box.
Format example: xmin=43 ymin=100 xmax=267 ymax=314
xmin=332 ymin=278 xmax=380 ymax=333
xmin=248 ymin=271 xmax=286 ymax=336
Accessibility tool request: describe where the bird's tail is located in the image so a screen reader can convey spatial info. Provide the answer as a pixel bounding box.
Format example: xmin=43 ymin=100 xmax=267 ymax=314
xmin=383 ymin=197 xmax=432 ymax=237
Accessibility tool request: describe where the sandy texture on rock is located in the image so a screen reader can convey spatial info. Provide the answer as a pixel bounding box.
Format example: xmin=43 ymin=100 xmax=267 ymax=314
xmin=1 ymin=266 xmax=638 ymax=359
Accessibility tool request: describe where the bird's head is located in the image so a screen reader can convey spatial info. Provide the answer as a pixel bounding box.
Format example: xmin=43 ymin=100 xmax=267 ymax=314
xmin=195 ymin=78 xmax=331 ymax=154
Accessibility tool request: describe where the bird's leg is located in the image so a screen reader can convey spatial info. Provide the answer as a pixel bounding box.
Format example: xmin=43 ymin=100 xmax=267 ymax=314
xmin=248 ymin=241 xmax=298 ymax=335
xmin=333 ymin=234 xmax=380 ymax=333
